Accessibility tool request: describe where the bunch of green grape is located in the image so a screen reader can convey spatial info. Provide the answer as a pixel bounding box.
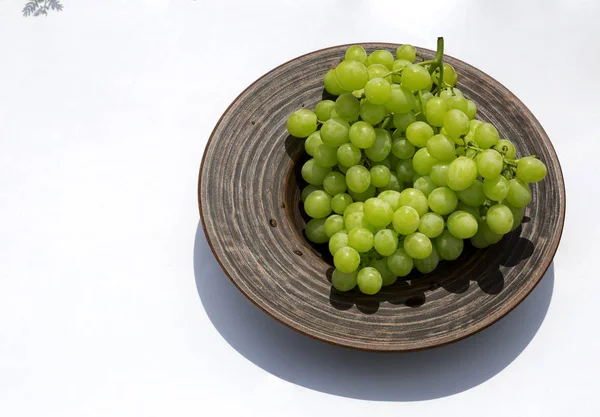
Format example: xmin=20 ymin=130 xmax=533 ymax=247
xmin=285 ymin=39 xmax=547 ymax=296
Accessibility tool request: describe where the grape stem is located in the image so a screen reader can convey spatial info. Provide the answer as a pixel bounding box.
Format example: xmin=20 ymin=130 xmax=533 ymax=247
xmin=429 ymin=37 xmax=445 ymax=95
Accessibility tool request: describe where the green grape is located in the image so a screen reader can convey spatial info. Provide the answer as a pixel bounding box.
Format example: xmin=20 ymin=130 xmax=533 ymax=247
xmin=465 ymin=100 xmax=477 ymax=120
xmin=338 ymin=164 xmax=349 ymax=174
xmin=324 ymin=214 xmax=345 ymax=237
xmin=323 ymin=69 xmax=346 ymax=96
xmin=344 ymin=211 xmax=370 ymax=231
xmin=426 ymin=134 xmax=456 ymax=161
xmin=373 ymin=229 xmax=398 ymax=257
xmin=378 ymin=190 xmax=402 ymax=211
xmin=359 ymin=100 xmax=387 ymax=125
xmin=323 ymin=172 xmax=347 ymax=195
xmin=386 ymin=86 xmax=416 ymax=114
xmin=486 ymin=204 xmax=514 ymax=234
xmin=348 ymin=121 xmax=376 ymax=149
xmin=432 ymin=63 xmax=458 ymax=87
xmin=349 ymin=185 xmax=377 ymax=202
xmin=329 ymin=231 xmax=349 ymax=255
xmin=301 ymin=158 xmax=331 ymax=185
xmin=469 ymin=119 xmax=482 ymax=132
xmin=476 ymin=149 xmax=504 ymax=179
xmin=331 ymin=193 xmax=353 ymax=214
xmin=506 ymin=203 xmax=525 ymax=231
xmin=387 ymin=248 xmax=413 ymax=276
xmin=406 ymin=121 xmax=434 ymax=148
xmin=344 ymin=45 xmax=368 ymax=64
xmin=364 ymin=77 xmax=392 ymax=105
xmin=447 ymin=211 xmax=478 ymax=239
xmin=443 ymin=109 xmax=470 ymax=139
xmin=398 ymin=188 xmax=428 ymax=216
xmin=425 ymin=97 xmax=449 ymax=127
xmin=367 ymin=63 xmax=391 ymax=81
xmin=305 ymin=218 xmax=328 ymax=244
xmin=337 ymin=143 xmax=362 ymax=167
xmin=430 ymin=163 xmax=449 ymax=187
xmin=494 ymin=139 xmax=516 ymax=159
xmin=470 ymin=233 xmax=489 ymax=249
xmin=364 ymin=197 xmax=393 ymax=228
xmin=439 ymin=88 xmax=463 ymax=100
xmin=474 ymin=122 xmax=499 ymax=149
xmin=335 ymin=93 xmax=360 ymax=120
xmin=419 ymin=91 xmax=434 ymax=112
xmin=447 ymin=156 xmax=478 ymax=191
xmin=483 ymin=175 xmax=509 ymax=201
xmin=346 ymin=165 xmax=371 ymax=193
xmin=457 ymin=201 xmax=480 ymax=219
xmin=314 ymin=100 xmax=336 ymax=122
xmin=305 ymin=131 xmax=323 ymax=157
xmin=435 ymin=230 xmax=464 ymax=261
xmin=517 ymin=156 xmax=547 ymax=183
xmin=286 ymin=109 xmax=317 ymax=138
xmin=392 ymin=138 xmax=416 ymax=159
xmin=477 ymin=219 xmax=503 ymax=244
xmin=414 ymin=245 xmax=440 ymax=274
xmin=396 ymin=159 xmax=416 ymax=183
xmin=314 ymin=144 xmax=339 ymax=167
xmin=456 ymin=180 xmax=486 ymax=206
xmin=320 ymin=118 xmax=350 ymax=147
xmin=505 ymin=178 xmax=532 ymax=208
xmin=393 ymin=112 xmax=416 ymax=133
xmin=365 ymin=128 xmax=392 ymax=161
xmin=357 ymin=267 xmax=383 ymax=295
xmin=334 ymin=246 xmax=361 ymax=273
xmin=335 ymin=60 xmax=369 ymax=91
xmin=396 ymin=44 xmax=416 ymax=62
xmin=367 ymin=49 xmax=394 ymax=69
xmin=445 ymin=95 xmax=468 ymax=113
xmin=414 ymin=175 xmax=437 ymax=197
xmin=343 ymin=201 xmax=364 ymax=217
xmin=418 ymin=212 xmax=445 ymax=238
xmin=301 ymin=184 xmax=323 ymax=202
xmin=404 ymin=232 xmax=433 ymax=259
xmin=412 ymin=148 xmax=439 ymax=176
xmin=392 ymin=206 xmax=420 ymax=235
xmin=401 ymin=64 xmax=432 ymax=92
xmin=304 ymin=190 xmax=332 ymax=219
xmin=332 ymin=269 xmax=358 ymax=291
xmin=348 ymin=227 xmax=374 ymax=252
xmin=370 ymin=165 xmax=392 ymax=187
xmin=378 ymin=172 xmax=403 ymax=192
xmin=391 ymin=59 xmax=411 ymax=83
xmin=369 ymin=258 xmax=397 ymax=286
xmin=428 ymin=186 xmax=458 ymax=215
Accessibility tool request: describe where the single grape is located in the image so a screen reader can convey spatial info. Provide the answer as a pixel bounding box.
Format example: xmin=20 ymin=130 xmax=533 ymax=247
xmin=386 ymin=248 xmax=413 ymax=276
xmin=346 ymin=165 xmax=371 ymax=193
xmin=445 ymin=95 xmax=468 ymax=114
xmin=320 ymin=118 xmax=350 ymax=147
xmin=486 ymin=204 xmax=514 ymax=234
xmin=414 ymin=245 xmax=440 ymax=274
xmin=365 ymin=128 xmax=392 ymax=161
xmin=386 ymin=86 xmax=416 ymax=114
xmin=364 ymin=198 xmax=393 ymax=228
xmin=391 ymin=59 xmax=411 ymax=83
xmin=331 ymin=269 xmax=358 ymax=292
xmin=516 ymin=156 xmax=547 ymax=183
xmin=305 ymin=131 xmax=323 ymax=157
xmin=377 ymin=190 xmax=401 ymax=210
xmin=505 ymin=178 xmax=532 ymax=208
xmin=478 ymin=218 xmax=503 ymax=244
xmin=343 ymin=201 xmax=364 ymax=217
xmin=439 ymin=88 xmax=463 ymax=100
xmin=337 ymin=143 xmax=361 ymax=167
xmin=430 ymin=163 xmax=449 ymax=187
xmin=425 ymin=97 xmax=449 ymax=127
xmin=304 ymin=190 xmax=332 ymax=219
xmin=349 ymin=121 xmax=376 ymax=149
xmin=331 ymin=193 xmax=353 ymax=214
xmin=344 ymin=212 xmax=371 ymax=232
xmin=401 ymin=64 xmax=432 ymax=92
xmin=301 ymin=158 xmax=331 ymax=185
xmin=348 ymin=227 xmax=374 ymax=252
xmin=314 ymin=100 xmax=336 ymax=122
xmin=286 ymin=109 xmax=317 ymax=138
xmin=305 ymin=218 xmax=328 ymax=244
xmin=483 ymin=175 xmax=509 ymax=201
xmin=447 ymin=210 xmax=479 ymax=239
xmin=457 ymin=201 xmax=480 ymax=219
xmin=323 ymin=69 xmax=346 ymax=96
xmin=443 ymin=109 xmax=470 ymax=139
xmin=314 ymin=144 xmax=339 ymax=167
xmin=378 ymin=172 xmax=403 ymax=193
xmin=446 ymin=156 xmax=478 ymax=191
xmin=370 ymin=165 xmax=392 ymax=188
xmin=470 ymin=233 xmax=490 ymax=249
xmin=506 ymin=203 xmax=525 ymax=231
xmin=404 ymin=232 xmax=433 ymax=259
xmin=335 ymin=60 xmax=369 ymax=91
xmin=418 ymin=212 xmax=445 ymax=238
xmin=414 ymin=175 xmax=437 ymax=197
xmin=393 ymin=111 xmax=417 ymax=133
xmin=392 ymin=206 xmax=420 ymax=235
xmin=373 ymin=229 xmax=398 ymax=257
xmin=301 ymin=184 xmax=322 ymax=202
xmin=323 ymin=172 xmax=347 ymax=195
xmin=359 ymin=100 xmax=387 ymax=125
xmin=433 ymin=63 xmax=458 ymax=87
xmin=456 ymin=180 xmax=486 ymax=206
xmin=406 ymin=121 xmax=434 ymax=148
xmin=324 ymin=214 xmax=345 ymax=238
xmin=396 ymin=44 xmax=416 ymax=62
xmin=364 ymin=77 xmax=392 ymax=105
xmin=335 ymin=93 xmax=360 ymax=121
xmin=370 ymin=258 xmax=397 ymax=286
xmin=367 ymin=49 xmax=394 ymax=69
xmin=349 ymin=185 xmax=377 ymax=202
xmin=426 ymin=134 xmax=456 ymax=161
xmin=412 ymin=148 xmax=439 ymax=176
xmin=396 ymin=159 xmax=416 ymax=183
xmin=334 ymin=246 xmax=361 ymax=273
xmin=474 ymin=122 xmax=500 ymax=149
xmin=428 ymin=186 xmax=459 ymax=215
xmin=435 ymin=230 xmax=464 ymax=261
xmin=465 ymin=100 xmax=477 ymax=120
xmin=494 ymin=139 xmax=517 ymax=159
xmin=392 ymin=138 xmax=416 ymax=159
xmin=344 ymin=45 xmax=368 ymax=64
xmin=357 ymin=267 xmax=383 ymax=295
xmin=329 ymin=231 xmax=349 ymax=255
xmin=476 ymin=149 xmax=504 ymax=179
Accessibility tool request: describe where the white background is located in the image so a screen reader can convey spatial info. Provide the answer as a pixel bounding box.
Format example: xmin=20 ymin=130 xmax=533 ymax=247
xmin=0 ymin=0 xmax=598 ymax=416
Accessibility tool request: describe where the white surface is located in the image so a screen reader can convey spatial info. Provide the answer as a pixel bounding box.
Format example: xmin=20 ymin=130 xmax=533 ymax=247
xmin=0 ymin=1 xmax=598 ymax=416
